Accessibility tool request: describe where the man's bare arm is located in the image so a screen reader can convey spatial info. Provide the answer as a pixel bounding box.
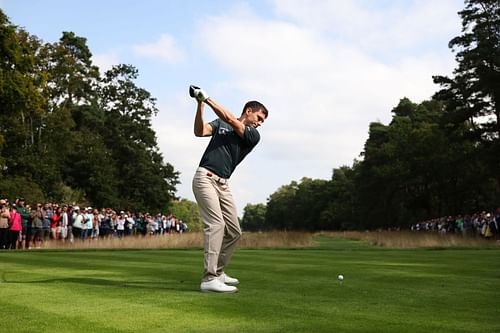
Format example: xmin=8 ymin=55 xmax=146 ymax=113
xmin=205 ymin=98 xmax=245 ymax=138
xmin=194 ymin=101 xmax=213 ymax=137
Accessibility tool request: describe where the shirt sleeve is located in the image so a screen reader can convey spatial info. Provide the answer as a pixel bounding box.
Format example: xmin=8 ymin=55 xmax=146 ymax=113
xmin=243 ymin=126 xmax=260 ymax=147
xmin=208 ymin=119 xmax=219 ymax=135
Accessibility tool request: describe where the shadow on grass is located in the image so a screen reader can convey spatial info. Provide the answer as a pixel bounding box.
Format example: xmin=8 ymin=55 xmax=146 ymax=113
xmin=1 ymin=274 xmax=197 ymax=292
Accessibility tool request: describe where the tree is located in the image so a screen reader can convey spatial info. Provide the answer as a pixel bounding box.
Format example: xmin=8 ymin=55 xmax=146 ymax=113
xmin=321 ymin=165 xmax=359 ymax=230
xmin=290 ymin=177 xmax=331 ymax=230
xmin=0 ymin=12 xmax=42 ymax=169
xmin=355 ymin=97 xmax=493 ymax=229
xmin=0 ymin=9 xmax=181 ymax=210
xmin=98 ymin=64 xmax=180 ymax=211
xmin=433 ymin=0 xmax=500 ymax=198
xmin=241 ymin=203 xmax=267 ymax=231
xmin=264 ymin=178 xmax=332 ymax=230
xmin=265 ymin=181 xmax=298 ymax=230
xmin=168 ymin=199 xmax=203 ymax=232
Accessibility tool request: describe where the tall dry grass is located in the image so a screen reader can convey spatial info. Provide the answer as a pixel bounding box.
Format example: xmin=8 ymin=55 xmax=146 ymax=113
xmin=42 ymin=233 xmax=204 ymax=250
xmin=39 ymin=231 xmax=315 ymax=250
xmin=238 ymin=231 xmax=315 ymax=249
xmin=320 ymin=231 xmax=499 ymax=249
xmin=30 ymin=231 xmax=496 ymax=251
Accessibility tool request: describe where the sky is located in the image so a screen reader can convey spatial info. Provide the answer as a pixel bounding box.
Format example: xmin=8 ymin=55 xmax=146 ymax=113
xmin=2 ymin=0 xmax=464 ymax=213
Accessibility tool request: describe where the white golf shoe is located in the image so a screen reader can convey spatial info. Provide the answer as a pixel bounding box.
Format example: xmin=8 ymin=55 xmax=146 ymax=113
xmin=200 ymin=279 xmax=238 ymax=293
xmin=219 ymin=273 xmax=240 ymax=286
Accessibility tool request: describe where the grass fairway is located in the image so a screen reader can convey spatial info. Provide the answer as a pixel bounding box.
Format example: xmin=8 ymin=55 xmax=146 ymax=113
xmin=0 ymin=237 xmax=499 ymax=333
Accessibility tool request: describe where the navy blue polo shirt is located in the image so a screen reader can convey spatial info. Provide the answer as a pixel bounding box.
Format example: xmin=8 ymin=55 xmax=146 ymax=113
xmin=199 ymin=119 xmax=260 ymax=178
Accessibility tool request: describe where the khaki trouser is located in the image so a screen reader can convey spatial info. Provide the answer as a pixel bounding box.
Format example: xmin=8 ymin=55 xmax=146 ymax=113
xmin=192 ymin=167 xmax=242 ymax=282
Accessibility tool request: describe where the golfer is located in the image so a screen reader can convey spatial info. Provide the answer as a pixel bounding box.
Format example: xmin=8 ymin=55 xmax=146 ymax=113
xmin=190 ymin=85 xmax=268 ymax=293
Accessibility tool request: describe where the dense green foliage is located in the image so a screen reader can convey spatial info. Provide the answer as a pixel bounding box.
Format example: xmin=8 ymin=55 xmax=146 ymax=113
xmin=2 ymin=1 xmax=498 ymax=227
xmin=241 ymin=203 xmax=267 ymax=231
xmin=242 ymin=0 xmax=499 ymax=231
xmin=0 ymin=10 xmax=179 ymax=211
xmin=168 ymin=199 xmax=203 ymax=231
xmin=0 ymin=238 xmax=499 ymax=332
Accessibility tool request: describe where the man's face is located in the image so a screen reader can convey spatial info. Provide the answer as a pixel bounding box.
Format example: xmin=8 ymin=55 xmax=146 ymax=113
xmin=244 ymin=109 xmax=267 ymax=129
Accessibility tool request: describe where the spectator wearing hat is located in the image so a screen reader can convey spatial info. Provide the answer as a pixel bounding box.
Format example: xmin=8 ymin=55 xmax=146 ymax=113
xmin=71 ymin=206 xmax=84 ymax=240
xmin=30 ymin=203 xmax=44 ymax=248
xmin=125 ymin=212 xmax=135 ymax=236
xmin=80 ymin=207 xmax=88 ymax=240
xmin=8 ymin=205 xmax=22 ymax=249
xmin=83 ymin=207 xmax=93 ymax=240
xmin=116 ymin=213 xmax=126 ymax=238
xmin=485 ymin=213 xmax=495 ymax=239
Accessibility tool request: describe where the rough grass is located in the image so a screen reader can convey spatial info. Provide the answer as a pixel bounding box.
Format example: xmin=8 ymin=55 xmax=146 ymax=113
xmin=39 ymin=231 xmax=315 ymax=250
xmin=34 ymin=231 xmax=499 ymax=251
xmin=320 ymin=230 xmax=500 ymax=248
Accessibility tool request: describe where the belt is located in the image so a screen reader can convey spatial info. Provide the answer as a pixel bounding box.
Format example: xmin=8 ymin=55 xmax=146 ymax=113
xmin=206 ymin=171 xmax=228 ymax=185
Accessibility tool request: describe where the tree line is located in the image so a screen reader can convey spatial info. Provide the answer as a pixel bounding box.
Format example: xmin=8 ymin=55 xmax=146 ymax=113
xmin=1 ymin=1 xmax=498 ymax=230
xmin=0 ymin=10 xmax=180 ymax=212
xmin=242 ymin=0 xmax=500 ymax=231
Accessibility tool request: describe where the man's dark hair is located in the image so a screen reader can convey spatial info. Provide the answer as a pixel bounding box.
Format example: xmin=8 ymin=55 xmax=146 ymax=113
xmin=242 ymin=101 xmax=268 ymax=118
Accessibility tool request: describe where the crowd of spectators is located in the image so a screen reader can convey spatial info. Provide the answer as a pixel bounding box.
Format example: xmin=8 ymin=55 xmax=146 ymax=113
xmin=0 ymin=198 xmax=188 ymax=250
xmin=411 ymin=208 xmax=500 ymax=240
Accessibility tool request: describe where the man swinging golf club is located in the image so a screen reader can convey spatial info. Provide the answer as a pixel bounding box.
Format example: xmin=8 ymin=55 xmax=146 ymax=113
xmin=190 ymin=85 xmax=268 ymax=293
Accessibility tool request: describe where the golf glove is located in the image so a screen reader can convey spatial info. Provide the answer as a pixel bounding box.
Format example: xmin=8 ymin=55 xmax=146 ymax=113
xmin=189 ymin=85 xmax=209 ymax=102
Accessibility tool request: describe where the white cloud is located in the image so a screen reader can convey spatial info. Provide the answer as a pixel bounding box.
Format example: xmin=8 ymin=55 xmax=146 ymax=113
xmin=133 ymin=33 xmax=186 ymax=64
xmin=272 ymin=0 xmax=462 ymax=55
xmin=92 ymin=52 xmax=120 ymax=73
xmin=2 ymin=0 xmax=465 ymax=213
xmin=185 ymin=2 xmax=460 ymax=208
xmin=152 ymin=92 xmax=207 ymax=204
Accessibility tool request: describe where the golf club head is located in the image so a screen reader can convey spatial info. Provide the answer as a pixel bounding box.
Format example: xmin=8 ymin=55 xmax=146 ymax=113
xmin=189 ymin=85 xmax=200 ymax=98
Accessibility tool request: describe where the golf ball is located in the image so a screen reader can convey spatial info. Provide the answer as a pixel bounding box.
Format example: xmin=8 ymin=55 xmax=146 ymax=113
xmin=338 ymin=274 xmax=344 ymax=281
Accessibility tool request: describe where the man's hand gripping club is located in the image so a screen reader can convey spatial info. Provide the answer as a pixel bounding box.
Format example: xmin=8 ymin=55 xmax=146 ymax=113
xmin=189 ymin=85 xmax=209 ymax=103
xmin=189 ymin=85 xmax=245 ymax=138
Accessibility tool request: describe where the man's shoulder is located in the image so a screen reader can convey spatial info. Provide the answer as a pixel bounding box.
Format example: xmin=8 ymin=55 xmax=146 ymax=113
xmin=209 ymin=118 xmax=222 ymax=128
xmin=245 ymin=125 xmax=260 ymax=134
xmin=243 ymin=125 xmax=260 ymax=146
